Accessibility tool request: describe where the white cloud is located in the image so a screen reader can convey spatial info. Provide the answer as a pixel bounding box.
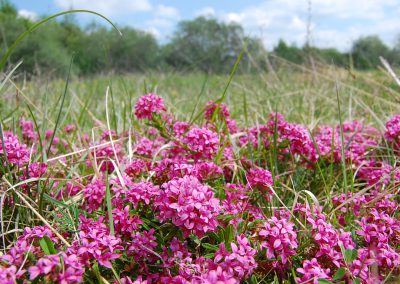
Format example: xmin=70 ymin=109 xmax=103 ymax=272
xmin=309 ymin=0 xmax=397 ymax=20
xmin=144 ymin=4 xmax=180 ymax=42
xmin=145 ymin=5 xmax=180 ymax=29
xmin=212 ymin=0 xmax=400 ymax=51
xmin=54 ymin=0 xmax=152 ymax=16
xmin=195 ymin=7 xmax=216 ymax=17
xmin=155 ymin=5 xmax=179 ymax=19
xmin=18 ymin=9 xmax=37 ymax=21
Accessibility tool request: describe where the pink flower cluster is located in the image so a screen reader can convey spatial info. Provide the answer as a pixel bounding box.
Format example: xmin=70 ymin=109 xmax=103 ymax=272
xmin=69 ymin=216 xmax=123 ymax=268
xmin=213 ymin=235 xmax=258 ymax=279
xmin=384 ymin=114 xmax=400 ymax=143
xmin=156 ymin=175 xmax=221 ymax=237
xmin=246 ymin=168 xmax=273 ymax=191
xmin=204 ymin=100 xmax=230 ymax=120
xmin=134 ymin=93 xmax=166 ymax=119
xmin=0 ymin=265 xmax=17 ymax=284
xmin=28 ymin=162 xmax=47 ymax=178
xmin=258 ymin=216 xmax=298 ymax=264
xmin=83 ymin=179 xmax=106 ymax=212
xmin=182 ymin=127 xmax=219 ymax=160
xmin=297 ymin=258 xmax=331 ymax=284
xmin=28 ymin=253 xmax=84 ymax=283
xmin=0 ymin=131 xmax=29 ymax=166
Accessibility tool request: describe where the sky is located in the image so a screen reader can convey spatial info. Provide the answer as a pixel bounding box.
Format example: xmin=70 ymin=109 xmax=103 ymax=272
xmin=11 ymin=0 xmax=400 ymax=51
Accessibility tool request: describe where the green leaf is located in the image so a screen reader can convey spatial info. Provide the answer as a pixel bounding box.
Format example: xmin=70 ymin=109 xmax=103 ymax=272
xmin=105 ymin=173 xmax=114 ymax=235
xmin=318 ymin=279 xmax=333 ymax=284
xmin=39 ymin=236 xmax=57 ymax=255
xmin=201 ymin=243 xmax=219 ymax=251
xmin=250 ymin=275 xmax=258 ymax=284
xmin=190 ymin=234 xmax=201 ymax=245
xmin=224 ymin=224 xmax=235 ymax=245
xmin=345 ymin=249 xmax=358 ymax=263
xmin=333 ymin=267 xmax=347 ymax=281
xmin=352 ymin=277 xmax=361 ymax=284
xmin=204 ymin=253 xmax=215 ymax=259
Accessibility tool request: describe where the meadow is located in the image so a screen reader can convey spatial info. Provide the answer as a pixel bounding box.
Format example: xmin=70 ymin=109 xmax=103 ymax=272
xmin=1 ymin=13 xmax=400 ymax=283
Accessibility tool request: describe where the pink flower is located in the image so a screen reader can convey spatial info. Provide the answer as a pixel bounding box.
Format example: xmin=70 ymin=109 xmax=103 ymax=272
xmin=182 ymin=127 xmax=219 ymax=160
xmin=83 ymin=179 xmax=106 ymax=213
xmin=70 ymin=216 xmax=123 ymax=269
xmin=0 ymin=131 xmax=30 ymax=167
xmin=113 ymin=206 xmax=142 ymax=237
xmin=134 ymin=93 xmax=166 ymax=120
xmin=64 ymin=124 xmax=76 ymax=133
xmin=161 ymin=237 xmax=192 ymax=270
xmin=134 ymin=137 xmax=158 ymax=157
xmin=213 ymin=235 xmax=257 ymax=279
xmin=258 ymin=216 xmax=298 ymax=264
xmin=28 ymin=162 xmax=47 ymax=178
xmin=128 ymin=229 xmax=158 ymax=263
xmin=125 ymin=181 xmax=160 ymax=206
xmin=384 ymin=114 xmax=400 ymax=143
xmin=194 ymin=266 xmax=239 ymax=284
xmin=305 ymin=209 xmax=355 ymax=267
xmin=28 ymin=253 xmax=84 ymax=283
xmin=204 ymin=100 xmax=230 ymax=120
xmin=125 ymin=159 xmax=147 ymax=178
xmin=156 ymin=175 xmax=221 ymax=237
xmin=28 ymin=254 xmax=60 ymax=280
xmin=0 ymin=265 xmax=17 ymax=284
xmin=20 ymin=119 xmax=37 ymax=142
xmin=297 ymin=258 xmax=331 ymax=284
xmin=173 ymin=121 xmax=190 ymax=137
xmin=246 ymin=168 xmax=273 ymax=191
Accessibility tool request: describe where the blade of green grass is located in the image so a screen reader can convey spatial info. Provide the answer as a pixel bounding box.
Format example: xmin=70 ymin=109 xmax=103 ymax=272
xmin=46 ymin=55 xmax=74 ymax=157
xmin=105 ymin=173 xmax=114 ymax=235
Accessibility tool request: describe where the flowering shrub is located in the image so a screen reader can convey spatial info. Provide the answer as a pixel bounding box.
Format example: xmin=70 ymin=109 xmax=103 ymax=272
xmin=1 ymin=94 xmax=400 ymax=283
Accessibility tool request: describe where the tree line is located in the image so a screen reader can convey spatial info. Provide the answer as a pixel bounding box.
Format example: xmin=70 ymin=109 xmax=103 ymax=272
xmin=1 ymin=1 xmax=399 ymax=77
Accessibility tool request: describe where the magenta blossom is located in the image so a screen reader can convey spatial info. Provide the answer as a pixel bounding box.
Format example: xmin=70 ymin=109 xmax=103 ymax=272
xmin=134 ymin=93 xmax=166 ymax=120
xmin=83 ymin=179 xmax=106 ymax=213
xmin=156 ymin=175 xmax=221 ymax=237
xmin=0 ymin=131 xmax=30 ymax=167
xmin=258 ymin=216 xmax=298 ymax=264
xmin=182 ymin=127 xmax=219 ymax=160
xmin=297 ymin=258 xmax=331 ymax=284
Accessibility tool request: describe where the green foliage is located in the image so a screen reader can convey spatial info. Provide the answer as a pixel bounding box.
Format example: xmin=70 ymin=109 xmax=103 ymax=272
xmin=157 ymin=16 xmax=266 ymax=73
xmin=274 ymin=40 xmax=305 ymax=64
xmin=273 ymin=40 xmax=350 ymax=67
xmin=351 ymin=35 xmax=393 ymax=69
xmin=39 ymin=236 xmax=58 ymax=255
xmin=0 ymin=0 xmax=17 ymax=16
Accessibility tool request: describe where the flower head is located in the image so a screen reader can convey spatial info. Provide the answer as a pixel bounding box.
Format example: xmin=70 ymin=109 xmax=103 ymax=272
xmin=156 ymin=175 xmax=221 ymax=237
xmin=258 ymin=216 xmax=298 ymax=264
xmin=134 ymin=93 xmax=166 ymax=120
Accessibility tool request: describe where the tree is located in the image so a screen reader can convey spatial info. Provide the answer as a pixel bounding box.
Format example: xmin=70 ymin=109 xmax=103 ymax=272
xmin=163 ymin=17 xmax=266 ymax=73
xmin=108 ymin=27 xmax=159 ymax=73
xmin=273 ymin=40 xmax=305 ymax=64
xmin=0 ymin=0 xmax=17 ymax=16
xmin=351 ymin=36 xmax=392 ymax=69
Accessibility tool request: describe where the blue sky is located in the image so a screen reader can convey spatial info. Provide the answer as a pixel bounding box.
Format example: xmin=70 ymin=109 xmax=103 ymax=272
xmin=11 ymin=0 xmax=400 ymax=51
